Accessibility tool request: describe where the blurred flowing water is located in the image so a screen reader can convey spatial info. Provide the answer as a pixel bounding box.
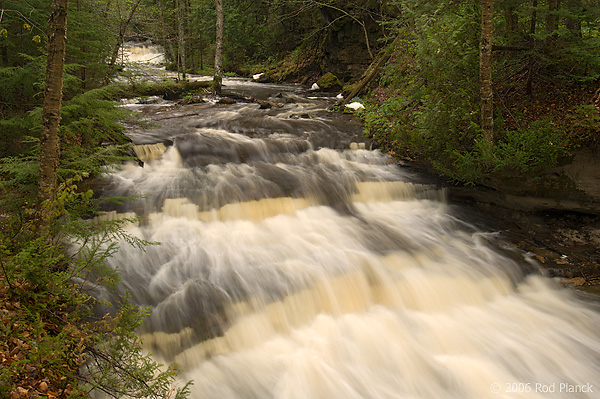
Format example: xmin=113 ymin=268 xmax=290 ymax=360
xmin=121 ymin=41 xmax=165 ymax=67
xmin=94 ymin=48 xmax=600 ymax=398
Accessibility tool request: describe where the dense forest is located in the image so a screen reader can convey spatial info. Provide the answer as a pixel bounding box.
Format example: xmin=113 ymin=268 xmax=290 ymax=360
xmin=2 ymin=0 xmax=599 ymax=181
xmin=1 ymin=0 xmax=599 ymax=397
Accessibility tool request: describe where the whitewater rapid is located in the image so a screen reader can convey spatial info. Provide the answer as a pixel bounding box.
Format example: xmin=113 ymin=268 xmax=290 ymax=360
xmin=93 ymin=72 xmax=600 ymax=399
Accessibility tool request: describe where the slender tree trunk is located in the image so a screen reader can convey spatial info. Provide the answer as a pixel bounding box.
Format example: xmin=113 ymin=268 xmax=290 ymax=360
xmin=480 ymin=0 xmax=494 ymax=144
xmin=186 ymin=0 xmax=193 ymax=72
xmin=545 ymin=0 xmax=559 ymax=49
xmin=37 ymin=0 xmax=68 ymax=219
xmin=190 ymin=41 xmax=195 ymax=72
xmin=1 ymin=44 xmax=8 ymax=64
xmin=104 ymin=0 xmax=143 ymax=85
xmin=176 ymin=0 xmax=186 ymax=79
xmin=213 ymin=0 xmax=224 ymax=93
xmin=200 ymin=33 xmax=204 ymax=71
xmin=526 ymin=0 xmax=538 ymax=96
xmin=566 ymin=0 xmax=582 ymax=38
xmin=504 ymin=6 xmax=518 ymax=33
xmin=172 ymin=0 xmax=180 ymax=80
xmin=158 ymin=1 xmax=177 ymax=68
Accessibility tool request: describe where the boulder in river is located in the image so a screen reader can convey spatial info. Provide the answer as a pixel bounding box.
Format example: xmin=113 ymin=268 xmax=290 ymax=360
xmin=316 ymin=72 xmax=343 ymax=92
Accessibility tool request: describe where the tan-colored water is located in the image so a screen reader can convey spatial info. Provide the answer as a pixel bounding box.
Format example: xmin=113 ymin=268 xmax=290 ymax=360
xmin=94 ymin=79 xmax=600 ymax=399
xmin=122 ymin=41 xmax=165 ymax=65
xmin=132 ymin=143 xmax=167 ymax=162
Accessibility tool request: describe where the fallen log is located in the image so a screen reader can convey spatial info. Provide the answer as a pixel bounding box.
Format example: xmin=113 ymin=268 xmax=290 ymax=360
xmin=223 ymin=92 xmax=284 ymax=109
xmin=339 ymin=34 xmax=404 ymax=106
xmin=134 ymin=80 xmax=212 ymax=100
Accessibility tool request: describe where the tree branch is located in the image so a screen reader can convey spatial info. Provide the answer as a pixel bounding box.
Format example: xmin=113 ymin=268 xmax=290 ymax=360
xmin=313 ymin=0 xmax=374 ymax=59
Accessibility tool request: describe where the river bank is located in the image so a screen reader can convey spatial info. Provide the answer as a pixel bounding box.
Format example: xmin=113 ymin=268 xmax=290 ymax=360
xmin=454 ymin=189 xmax=600 ymax=296
xmin=355 ymin=72 xmax=600 ymax=296
xmin=491 ymin=206 xmax=600 ymax=296
xmin=398 ymin=159 xmax=600 ymax=297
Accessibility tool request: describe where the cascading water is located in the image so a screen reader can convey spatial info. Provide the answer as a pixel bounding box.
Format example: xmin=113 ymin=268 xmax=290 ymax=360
xmin=95 ymin=65 xmax=600 ymax=398
xmin=122 ymin=41 xmax=166 ymax=66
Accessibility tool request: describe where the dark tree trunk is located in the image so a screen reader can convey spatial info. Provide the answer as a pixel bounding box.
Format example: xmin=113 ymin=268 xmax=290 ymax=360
xmin=1 ymin=44 xmax=8 ymax=64
xmin=566 ymin=0 xmax=582 ymax=38
xmin=480 ymin=0 xmax=494 ymax=144
xmin=526 ymin=0 xmax=538 ymax=96
xmin=158 ymin=1 xmax=177 ymax=66
xmin=545 ymin=0 xmax=559 ymax=49
xmin=37 ymin=0 xmax=69 ymax=218
xmin=504 ymin=6 xmax=519 ymax=33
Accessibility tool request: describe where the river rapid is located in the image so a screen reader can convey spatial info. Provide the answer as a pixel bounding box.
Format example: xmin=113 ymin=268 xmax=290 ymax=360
xmin=92 ymin=47 xmax=600 ymax=399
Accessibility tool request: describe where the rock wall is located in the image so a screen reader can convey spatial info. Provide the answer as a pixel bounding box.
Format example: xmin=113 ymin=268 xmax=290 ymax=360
xmin=449 ymin=149 xmax=600 ymax=216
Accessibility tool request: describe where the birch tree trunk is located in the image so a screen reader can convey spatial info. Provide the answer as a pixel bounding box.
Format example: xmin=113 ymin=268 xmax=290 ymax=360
xmin=37 ymin=0 xmax=69 ymax=219
xmin=213 ymin=0 xmax=224 ymax=93
xmin=480 ymin=0 xmax=494 ymax=144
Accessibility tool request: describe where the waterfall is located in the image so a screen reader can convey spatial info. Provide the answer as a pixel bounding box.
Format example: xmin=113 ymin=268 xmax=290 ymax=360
xmin=94 ymin=71 xmax=600 ymax=399
xmin=122 ymin=41 xmax=165 ymax=65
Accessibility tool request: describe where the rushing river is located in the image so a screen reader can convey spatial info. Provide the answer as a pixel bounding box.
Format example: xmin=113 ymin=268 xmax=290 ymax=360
xmin=94 ymin=50 xmax=600 ymax=398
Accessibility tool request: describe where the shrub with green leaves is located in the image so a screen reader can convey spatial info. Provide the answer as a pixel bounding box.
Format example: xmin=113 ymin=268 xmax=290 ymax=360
xmin=0 ymin=147 xmax=190 ymax=398
xmin=364 ymin=0 xmax=597 ymax=187
xmin=363 ymin=1 xmax=481 ymax=165
xmin=449 ymin=120 xmax=569 ymax=184
xmin=1 ymin=230 xmax=191 ymax=398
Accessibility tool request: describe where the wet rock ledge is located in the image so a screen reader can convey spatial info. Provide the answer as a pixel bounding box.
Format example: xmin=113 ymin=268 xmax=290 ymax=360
xmin=446 ymin=148 xmax=600 ymax=296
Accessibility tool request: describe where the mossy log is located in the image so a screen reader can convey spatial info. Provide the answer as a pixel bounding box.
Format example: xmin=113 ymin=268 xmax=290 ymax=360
xmin=134 ymin=80 xmax=212 ymax=100
xmin=340 ymin=34 xmax=404 ymax=105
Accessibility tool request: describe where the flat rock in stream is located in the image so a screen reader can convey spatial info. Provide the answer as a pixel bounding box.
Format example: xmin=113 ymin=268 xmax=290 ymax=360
xmin=218 ymin=97 xmax=236 ymax=104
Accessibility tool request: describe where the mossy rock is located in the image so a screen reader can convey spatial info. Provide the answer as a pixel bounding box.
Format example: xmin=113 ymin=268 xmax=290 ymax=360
xmin=316 ymin=72 xmax=343 ymax=91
